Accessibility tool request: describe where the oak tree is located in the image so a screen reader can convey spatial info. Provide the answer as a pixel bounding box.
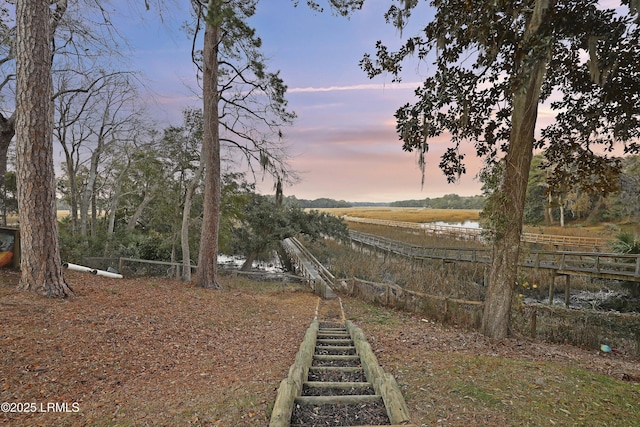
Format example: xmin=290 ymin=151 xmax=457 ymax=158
xmin=359 ymin=0 xmax=640 ymax=337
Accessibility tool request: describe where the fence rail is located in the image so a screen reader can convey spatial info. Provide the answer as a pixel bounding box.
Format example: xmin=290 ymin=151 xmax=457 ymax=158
xmin=350 ymin=230 xmax=640 ymax=282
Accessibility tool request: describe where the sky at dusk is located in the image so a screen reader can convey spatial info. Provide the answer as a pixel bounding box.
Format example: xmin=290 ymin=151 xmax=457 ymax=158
xmin=113 ymin=2 xmax=488 ymax=203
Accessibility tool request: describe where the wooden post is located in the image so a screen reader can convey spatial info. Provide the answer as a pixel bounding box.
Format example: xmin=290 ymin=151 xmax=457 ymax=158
xmin=346 ymin=321 xmax=412 ymax=425
xmin=270 ymin=378 xmax=297 ymax=427
xmin=385 ymin=285 xmax=390 ymax=306
xmin=548 ymin=275 xmax=556 ymax=305
xmin=269 ymin=320 xmax=318 ymax=427
xmin=564 ymin=275 xmax=570 ymax=307
xmin=379 ymin=373 xmax=412 ymax=425
xmin=531 ymin=307 xmax=537 ymax=338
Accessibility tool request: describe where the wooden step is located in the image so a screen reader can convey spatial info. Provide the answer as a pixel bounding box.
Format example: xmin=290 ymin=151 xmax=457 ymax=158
xmin=295 ymin=394 xmax=381 ymax=405
xmin=316 ymin=338 xmax=352 ymax=345
xmin=313 ymin=354 xmax=360 ymax=361
xmin=304 ymin=381 xmax=372 ymax=389
xmin=308 ymin=366 xmax=363 ymax=372
xmin=315 ymin=345 xmax=356 ymax=351
xmin=317 ymin=331 xmax=350 ymax=337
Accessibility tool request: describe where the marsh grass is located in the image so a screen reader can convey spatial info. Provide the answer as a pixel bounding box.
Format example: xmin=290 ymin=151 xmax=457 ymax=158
xmin=316 ymin=207 xmax=481 ymax=224
xmin=303 ymin=238 xmax=485 ymax=302
xmin=348 ymin=222 xmax=486 ymax=248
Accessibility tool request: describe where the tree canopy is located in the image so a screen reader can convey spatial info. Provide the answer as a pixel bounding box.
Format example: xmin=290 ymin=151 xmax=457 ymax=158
xmin=231 ymin=193 xmax=349 ymax=270
xmin=355 ymin=0 xmax=640 ymax=338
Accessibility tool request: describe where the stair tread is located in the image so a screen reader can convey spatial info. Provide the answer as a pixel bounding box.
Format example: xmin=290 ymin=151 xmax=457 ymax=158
xmin=313 ymin=354 xmax=360 ymax=360
xmin=315 ymin=345 xmax=356 ymax=350
xmin=295 ymin=394 xmax=382 ymax=404
xmin=304 ymin=381 xmax=372 ymax=388
xmin=308 ymin=366 xmax=363 ymax=371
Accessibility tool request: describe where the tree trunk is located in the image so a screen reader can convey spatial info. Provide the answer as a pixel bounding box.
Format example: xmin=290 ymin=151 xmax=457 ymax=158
xmin=195 ymin=9 xmax=222 ymax=290
xmin=15 ymin=0 xmax=72 ymax=297
xmin=181 ymin=161 xmax=204 ymax=282
xmin=80 ymin=147 xmax=101 ymax=237
xmin=106 ymin=160 xmax=131 ymax=237
xmin=91 ymin=184 xmax=97 ymax=236
xmin=0 ymin=113 xmax=16 ymax=223
xmin=126 ymin=187 xmax=155 ymax=231
xmin=277 ymin=243 xmax=293 ymax=272
xmin=240 ymin=250 xmax=258 ymax=271
xmin=482 ymin=59 xmax=549 ymax=339
xmin=63 ymin=152 xmax=79 ymax=234
xmin=545 ymin=192 xmax=553 ymax=225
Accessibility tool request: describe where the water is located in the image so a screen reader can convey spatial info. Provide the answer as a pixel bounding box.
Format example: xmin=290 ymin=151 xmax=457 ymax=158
xmin=430 ymin=220 xmax=481 ymax=229
xmin=217 ymin=254 xmax=283 ymax=272
xmin=524 ymin=288 xmax=640 ymax=313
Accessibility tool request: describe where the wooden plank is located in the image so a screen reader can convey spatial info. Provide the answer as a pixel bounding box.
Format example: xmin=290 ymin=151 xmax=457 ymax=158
xmin=308 ymin=366 xmax=363 ymax=372
xmin=346 ymin=321 xmax=384 ymax=388
xmin=304 ymin=381 xmax=373 ymax=389
xmin=269 ymin=378 xmax=297 ymax=427
xmin=346 ymin=320 xmax=413 ymax=425
xmin=379 ymin=373 xmax=412 ymax=425
xmin=269 ymin=320 xmax=318 ymax=427
xmin=316 ymin=338 xmax=353 ymax=347
xmin=317 ymin=333 xmax=349 ymax=338
xmin=315 ymin=345 xmax=356 ymax=351
xmin=313 ymin=354 xmax=360 ymax=361
xmin=295 ymin=394 xmax=381 ymax=405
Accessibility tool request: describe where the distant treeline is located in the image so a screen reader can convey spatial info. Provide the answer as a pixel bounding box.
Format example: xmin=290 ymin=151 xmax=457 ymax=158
xmin=277 ymin=194 xmax=485 ymax=209
xmin=282 ymin=196 xmax=353 ymax=208
xmin=390 ymin=194 xmax=485 ymax=209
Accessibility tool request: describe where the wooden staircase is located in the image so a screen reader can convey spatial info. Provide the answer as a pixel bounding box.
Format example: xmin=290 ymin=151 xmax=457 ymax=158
xmin=270 ymin=298 xmax=417 ymax=427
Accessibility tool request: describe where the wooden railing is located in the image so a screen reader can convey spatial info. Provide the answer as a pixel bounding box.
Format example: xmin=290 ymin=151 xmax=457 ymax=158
xmin=349 ymin=230 xmax=640 ymax=282
xmin=281 ymin=237 xmax=336 ymax=298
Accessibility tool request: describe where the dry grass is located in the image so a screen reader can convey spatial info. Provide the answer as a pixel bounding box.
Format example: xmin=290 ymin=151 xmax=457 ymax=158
xmin=345 ymin=298 xmax=640 ymax=426
xmin=348 ymin=222 xmax=485 ymax=248
xmin=314 ymin=207 xmax=481 ymax=224
xmin=304 ymin=237 xmax=486 ymax=303
xmin=5 ymin=210 xmax=71 ymax=225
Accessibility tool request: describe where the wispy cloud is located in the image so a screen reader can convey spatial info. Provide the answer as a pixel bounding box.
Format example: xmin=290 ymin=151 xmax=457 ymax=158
xmin=289 ymin=81 xmax=421 ymax=93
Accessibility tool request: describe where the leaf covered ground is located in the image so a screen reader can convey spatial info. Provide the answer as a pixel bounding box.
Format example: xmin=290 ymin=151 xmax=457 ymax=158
xmin=1 ymin=269 xmax=639 ymax=426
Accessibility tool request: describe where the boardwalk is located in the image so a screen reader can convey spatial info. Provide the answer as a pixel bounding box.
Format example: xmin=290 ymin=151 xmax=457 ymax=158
xmin=343 ymin=216 xmax=609 ymax=249
xmin=350 ymin=230 xmax=640 ymax=283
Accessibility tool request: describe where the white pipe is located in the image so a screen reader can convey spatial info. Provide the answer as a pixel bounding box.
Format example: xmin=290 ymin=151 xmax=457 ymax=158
xmin=63 ymin=262 xmax=123 ymax=279
xmin=63 ymin=262 xmax=97 ymax=274
xmin=94 ymin=269 xmax=123 ymax=279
